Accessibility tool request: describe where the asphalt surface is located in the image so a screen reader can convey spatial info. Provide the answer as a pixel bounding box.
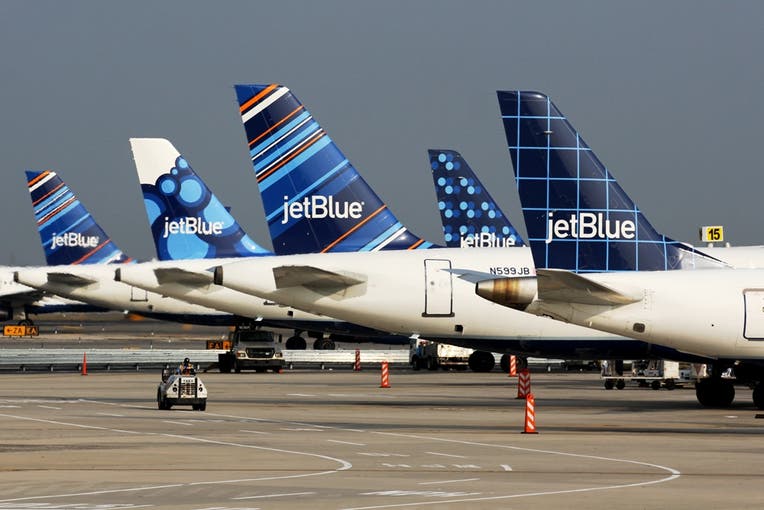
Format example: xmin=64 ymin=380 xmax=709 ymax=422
xmin=0 ymin=368 xmax=762 ymax=510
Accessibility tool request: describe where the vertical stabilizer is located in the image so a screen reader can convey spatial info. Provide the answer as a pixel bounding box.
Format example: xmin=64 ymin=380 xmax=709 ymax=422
xmin=428 ymin=149 xmax=524 ymax=248
xmin=131 ymin=138 xmax=271 ymax=260
xmin=496 ymin=90 xmax=725 ymax=272
xmin=26 ymin=170 xmax=130 ymax=265
xmin=235 ymin=84 xmax=433 ymax=254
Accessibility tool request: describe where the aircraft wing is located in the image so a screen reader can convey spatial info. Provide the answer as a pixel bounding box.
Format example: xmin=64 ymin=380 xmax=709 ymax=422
xmin=272 ymin=265 xmax=367 ymax=292
xmin=536 ymin=269 xmax=641 ymax=306
xmin=0 ymin=287 xmax=44 ymax=301
xmin=154 ymin=267 xmax=214 ymax=286
xmin=46 ymin=272 xmax=98 ymax=286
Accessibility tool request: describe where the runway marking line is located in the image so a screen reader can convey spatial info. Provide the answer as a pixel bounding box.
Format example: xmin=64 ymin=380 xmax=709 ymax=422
xmin=327 ymin=439 xmax=366 ymax=446
xmin=418 ymin=478 xmax=480 ymax=485
xmin=425 ymin=451 xmax=467 ymax=459
xmin=232 ymin=491 xmax=316 ymax=500
xmin=2 ymin=400 xmax=681 ymax=507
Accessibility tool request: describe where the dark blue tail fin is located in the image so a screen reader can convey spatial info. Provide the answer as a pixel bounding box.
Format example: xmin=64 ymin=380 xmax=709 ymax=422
xmin=496 ymin=90 xmax=725 ymax=272
xmin=234 ymin=84 xmax=433 ymax=254
xmin=26 ymin=170 xmax=131 ymax=265
xmin=130 ymin=138 xmax=271 ymax=261
xmin=428 ymin=149 xmax=524 ymax=248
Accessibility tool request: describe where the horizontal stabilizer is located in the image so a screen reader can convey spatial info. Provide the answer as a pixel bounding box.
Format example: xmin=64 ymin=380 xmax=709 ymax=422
xmin=47 ymin=272 xmax=97 ymax=286
xmin=537 ymin=269 xmax=641 ymax=306
xmin=273 ymin=265 xmax=366 ymax=291
xmin=154 ymin=267 xmax=214 ymax=286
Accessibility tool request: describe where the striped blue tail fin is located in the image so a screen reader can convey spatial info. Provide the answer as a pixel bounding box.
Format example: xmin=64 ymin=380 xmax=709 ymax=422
xmin=235 ymin=84 xmax=433 ymax=254
xmin=496 ymin=90 xmax=725 ymax=272
xmin=130 ymin=138 xmax=271 ymax=261
xmin=428 ymin=149 xmax=524 ymax=248
xmin=26 ymin=170 xmax=130 ymax=265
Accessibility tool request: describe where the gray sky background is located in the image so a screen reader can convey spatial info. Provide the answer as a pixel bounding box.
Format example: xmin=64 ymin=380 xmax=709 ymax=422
xmin=0 ymin=1 xmax=762 ymax=265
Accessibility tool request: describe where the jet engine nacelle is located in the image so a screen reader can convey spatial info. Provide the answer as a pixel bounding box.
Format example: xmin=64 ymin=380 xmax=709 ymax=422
xmin=475 ymin=277 xmax=537 ymax=311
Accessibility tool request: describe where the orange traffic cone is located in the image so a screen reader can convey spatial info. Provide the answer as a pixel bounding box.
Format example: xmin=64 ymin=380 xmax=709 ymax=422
xmin=522 ymin=393 xmax=538 ymax=434
xmin=81 ymin=352 xmax=88 ymax=376
xmin=516 ymin=368 xmax=530 ymax=399
xmin=380 ymin=361 xmax=390 ymax=388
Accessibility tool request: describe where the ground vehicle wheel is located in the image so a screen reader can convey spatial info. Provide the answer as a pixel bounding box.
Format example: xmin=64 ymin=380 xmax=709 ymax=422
xmin=615 ymin=379 xmax=626 ymax=390
xmin=468 ymin=351 xmax=495 ymax=373
xmin=499 ymin=354 xmax=509 ymax=374
xmin=651 ymin=380 xmax=661 ymax=390
xmin=157 ymin=389 xmax=164 ymax=410
xmin=753 ymin=383 xmax=764 ymax=410
xmin=604 ymin=379 xmax=615 ymax=390
xmin=198 ymin=400 xmax=206 ymax=411
xmin=411 ymin=356 xmax=422 ymax=371
xmin=427 ymin=358 xmax=438 ymax=371
xmin=696 ymin=378 xmax=735 ymax=407
xmin=664 ymin=379 xmax=676 ymax=390
xmin=234 ymin=362 xmax=241 ymax=374
xmin=285 ymin=336 xmax=307 ymax=350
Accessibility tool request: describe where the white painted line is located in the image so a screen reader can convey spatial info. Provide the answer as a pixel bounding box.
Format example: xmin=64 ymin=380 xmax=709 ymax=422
xmin=327 ymin=439 xmax=366 ymax=446
xmin=280 ymin=427 xmax=323 ymax=432
xmin=96 ymin=412 xmax=124 ymax=417
xmin=37 ymin=405 xmax=61 ymax=410
xmin=112 ymin=429 xmax=141 ymax=435
xmin=418 ymin=478 xmax=480 ymax=485
xmin=501 ymin=464 xmax=513 ymax=471
xmin=425 ymin=451 xmax=467 ymax=459
xmin=0 ymin=405 xmax=20 ymax=408
xmin=162 ymin=420 xmax=193 ymax=426
xmin=0 ymin=412 xmax=352 ymax=504
xmin=233 ymin=491 xmax=316 ymax=500
xmin=287 ymin=393 xmax=316 ymax=397
xmin=240 ymin=429 xmax=271 ymax=435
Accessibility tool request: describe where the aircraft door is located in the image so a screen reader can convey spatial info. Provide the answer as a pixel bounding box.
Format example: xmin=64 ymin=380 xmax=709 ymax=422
xmin=130 ymin=286 xmax=148 ymax=302
xmin=743 ymin=290 xmax=764 ymax=339
xmin=422 ymin=259 xmax=454 ymax=317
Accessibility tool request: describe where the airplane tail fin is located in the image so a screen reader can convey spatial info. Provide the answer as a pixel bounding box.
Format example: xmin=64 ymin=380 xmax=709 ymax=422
xmin=234 ymin=84 xmax=433 ymax=254
xmin=130 ymin=138 xmax=271 ymax=260
xmin=428 ymin=149 xmax=524 ymax=248
xmin=496 ymin=90 xmax=726 ymax=272
xmin=26 ymin=170 xmax=131 ymax=265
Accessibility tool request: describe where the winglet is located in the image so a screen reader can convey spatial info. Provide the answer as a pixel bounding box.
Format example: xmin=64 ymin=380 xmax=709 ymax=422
xmin=130 ymin=138 xmax=271 ymax=260
xmin=26 ymin=170 xmax=130 ymax=265
xmin=235 ymin=84 xmax=433 ymax=254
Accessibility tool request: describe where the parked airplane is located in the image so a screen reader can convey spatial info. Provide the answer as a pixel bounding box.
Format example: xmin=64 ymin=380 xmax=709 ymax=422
xmin=14 ymin=170 xmax=238 ymax=325
xmin=204 ymin=85 xmax=717 ymax=370
xmin=477 ymin=90 xmax=764 ymax=408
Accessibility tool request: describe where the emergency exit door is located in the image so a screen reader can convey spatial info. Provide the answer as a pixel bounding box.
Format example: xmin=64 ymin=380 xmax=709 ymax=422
xmin=422 ymin=259 xmax=454 ymax=317
xmin=743 ymin=290 xmax=764 ymax=339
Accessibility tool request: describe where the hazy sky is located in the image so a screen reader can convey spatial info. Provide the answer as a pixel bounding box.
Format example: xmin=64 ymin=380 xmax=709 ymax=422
xmin=1 ymin=1 xmax=762 ymax=265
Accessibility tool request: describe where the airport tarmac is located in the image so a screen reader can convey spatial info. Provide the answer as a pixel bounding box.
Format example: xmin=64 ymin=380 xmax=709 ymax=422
xmin=0 ymin=369 xmax=762 ymax=509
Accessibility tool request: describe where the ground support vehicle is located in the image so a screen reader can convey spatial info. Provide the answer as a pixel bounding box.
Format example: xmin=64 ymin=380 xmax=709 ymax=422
xmin=157 ymin=369 xmax=207 ymax=410
xmin=218 ymin=327 xmax=284 ymax=373
xmin=601 ymin=359 xmax=694 ymax=390
xmin=410 ymin=339 xmax=473 ymax=371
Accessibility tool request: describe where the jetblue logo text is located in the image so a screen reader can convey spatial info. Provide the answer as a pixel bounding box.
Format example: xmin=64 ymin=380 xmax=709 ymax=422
xmin=281 ymin=196 xmax=364 ymax=224
xmin=162 ymin=217 xmax=224 ymax=238
xmin=545 ymin=212 xmax=636 ymax=244
xmin=51 ymin=233 xmax=100 ymax=249
xmin=460 ymin=233 xmax=516 ymax=248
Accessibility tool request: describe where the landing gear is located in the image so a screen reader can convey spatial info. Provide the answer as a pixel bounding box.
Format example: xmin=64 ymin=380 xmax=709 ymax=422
xmin=313 ymin=338 xmax=336 ymax=350
xmin=695 ymin=378 xmax=735 ymax=408
xmin=467 ymin=351 xmax=495 ymax=373
xmin=17 ymin=318 xmax=33 ymax=327
xmin=753 ymin=383 xmax=764 ymax=410
xmin=285 ymin=336 xmax=307 ymax=350
xmin=499 ymin=354 xmax=527 ymax=374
